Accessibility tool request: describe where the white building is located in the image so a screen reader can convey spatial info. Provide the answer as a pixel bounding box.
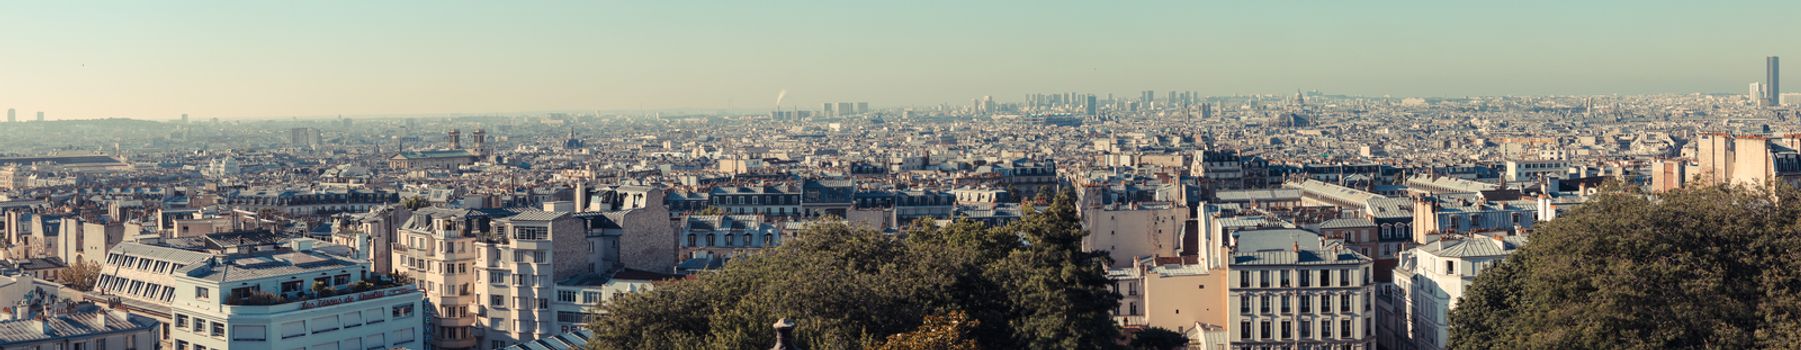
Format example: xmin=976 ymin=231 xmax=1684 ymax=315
xmin=1391 ymin=234 xmax=1526 ymax=350
xmin=159 ymin=233 xmax=424 ymax=350
xmin=1226 ymin=229 xmax=1376 ymax=350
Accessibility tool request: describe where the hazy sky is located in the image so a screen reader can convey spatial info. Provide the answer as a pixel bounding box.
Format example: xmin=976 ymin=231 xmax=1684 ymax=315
xmin=1 ymin=1 xmax=1796 ymax=119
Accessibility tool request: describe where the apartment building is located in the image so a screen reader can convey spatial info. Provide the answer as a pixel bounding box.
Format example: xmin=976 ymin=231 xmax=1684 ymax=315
xmin=1390 ymin=234 xmax=1526 ymax=350
xmin=1227 ymin=229 xmax=1375 ymax=350
xmin=160 ymin=233 xmax=423 ymax=350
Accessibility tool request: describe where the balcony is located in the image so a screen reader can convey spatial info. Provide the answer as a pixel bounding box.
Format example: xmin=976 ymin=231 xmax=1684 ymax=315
xmin=221 ymin=277 xmax=418 ymax=315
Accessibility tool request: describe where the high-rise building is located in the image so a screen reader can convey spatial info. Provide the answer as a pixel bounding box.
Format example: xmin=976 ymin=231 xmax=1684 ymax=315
xmin=1769 ymin=56 xmax=1782 ymax=107
xmin=822 ymin=102 xmax=834 ymax=116
xmin=5 ymin=108 xmax=13 ymax=123
xmin=1085 ymin=95 xmax=1098 ymax=116
xmin=181 ymin=113 xmax=189 ymax=123
xmin=1752 ymin=82 xmax=1767 ymax=103
xmin=1142 ymin=90 xmax=1155 ymax=106
xmin=35 ymin=111 xmax=44 ymax=122
xmin=857 ymin=102 xmax=869 ymax=114
xmin=836 ymin=102 xmax=854 ymax=116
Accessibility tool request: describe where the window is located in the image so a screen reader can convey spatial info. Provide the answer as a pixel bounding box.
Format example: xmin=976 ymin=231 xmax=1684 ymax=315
xmin=489 ymin=271 xmax=505 ymax=284
xmin=175 ymin=314 xmax=188 ymax=330
xmin=1240 ymin=320 xmax=1251 ymax=339
xmin=281 ymin=321 xmax=306 ymax=339
xmin=1341 ymin=319 xmax=1352 ymax=339
xmin=1300 ymin=296 xmax=1311 ymax=313
xmin=1259 ymin=271 xmax=1270 ymax=288
xmin=364 ymin=308 xmax=385 ymax=324
xmin=1320 ymin=270 xmax=1331 ymax=286
xmin=491 ymin=295 xmax=506 ymax=308
xmin=1280 ymin=270 xmax=1290 ymax=287
xmin=538 ymin=298 xmax=549 ymax=309
xmin=1281 ymin=295 xmax=1291 ymax=313
xmin=282 ymin=281 xmax=303 ymax=293
xmin=1281 ymin=320 xmax=1291 ymax=339
xmin=311 ymin=315 xmax=340 ymax=334
xmin=558 ymin=290 xmax=577 ymax=303
xmin=1240 ymin=295 xmax=1250 ymax=314
xmin=1321 ymin=319 xmax=1332 ymax=338
xmin=492 ymin=317 xmax=509 ymax=331
xmin=1299 ymin=269 xmax=1310 ymax=287
xmin=583 ymin=291 xmax=601 ymax=304
xmin=1445 ymin=260 xmax=1456 ymax=275
xmin=196 ymin=287 xmax=210 ymax=300
xmin=515 ymin=227 xmax=548 ymax=240
xmin=1321 ymin=295 xmax=1332 ymax=312
xmin=1238 ymin=271 xmax=1249 ymax=288
xmin=1300 ymin=318 xmax=1312 ymax=338
xmin=1260 ymin=295 xmax=1271 ymax=313
xmin=1260 ymin=321 xmax=1271 ymax=339
xmin=1340 ymin=294 xmax=1351 ymax=312
xmin=211 ymin=321 xmax=225 ymax=337
xmin=1340 ymin=269 xmax=1351 ymax=286
xmin=392 ymin=304 xmax=415 ymax=318
xmin=232 ymin=325 xmax=268 ymax=341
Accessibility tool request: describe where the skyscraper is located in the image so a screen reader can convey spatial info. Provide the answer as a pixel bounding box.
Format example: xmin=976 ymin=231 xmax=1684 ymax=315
xmin=35 ymin=111 xmax=44 ymax=122
xmin=1752 ymin=82 xmax=1766 ymax=103
xmin=1085 ymin=95 xmax=1098 ymax=116
xmin=1768 ymin=56 xmax=1781 ymax=107
xmin=181 ymin=113 xmax=189 ymax=123
xmin=5 ymin=108 xmax=13 ymax=123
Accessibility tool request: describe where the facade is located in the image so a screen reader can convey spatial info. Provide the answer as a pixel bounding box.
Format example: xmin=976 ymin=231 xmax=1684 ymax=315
xmin=1226 ymin=229 xmax=1375 ymax=350
xmin=388 ymin=150 xmax=479 ymax=170
xmin=1694 ymin=133 xmax=1801 ymax=188
xmin=1390 ymin=234 xmax=1526 ymax=350
xmin=678 ymin=215 xmax=781 ymax=260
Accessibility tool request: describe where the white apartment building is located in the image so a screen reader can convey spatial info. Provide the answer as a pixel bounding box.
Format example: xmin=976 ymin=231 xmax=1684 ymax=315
xmin=1227 ymin=229 xmax=1375 ymax=350
xmin=1391 ymin=234 xmax=1526 ymax=350
xmin=395 ymin=205 xmax=668 ymax=350
xmin=159 ymin=233 xmax=424 ymax=350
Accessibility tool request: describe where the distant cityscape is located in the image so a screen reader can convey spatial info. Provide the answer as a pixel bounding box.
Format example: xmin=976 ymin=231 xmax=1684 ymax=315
xmin=0 ymin=54 xmax=1791 ymax=350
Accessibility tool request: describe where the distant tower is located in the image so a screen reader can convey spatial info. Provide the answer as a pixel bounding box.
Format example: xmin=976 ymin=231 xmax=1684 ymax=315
xmin=1768 ymin=56 xmax=1782 ymax=107
xmin=473 ymin=129 xmax=487 ymax=155
xmin=448 ymin=129 xmax=461 ymax=149
xmin=5 ymin=108 xmax=12 ymax=123
xmin=181 ymin=113 xmax=189 ymax=123
xmin=35 ymin=111 xmax=44 ymax=122
xmin=1752 ymin=82 xmax=1766 ymax=104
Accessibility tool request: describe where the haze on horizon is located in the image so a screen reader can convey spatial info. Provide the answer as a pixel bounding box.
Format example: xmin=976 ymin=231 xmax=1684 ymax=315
xmin=1 ymin=0 xmax=1796 ymax=120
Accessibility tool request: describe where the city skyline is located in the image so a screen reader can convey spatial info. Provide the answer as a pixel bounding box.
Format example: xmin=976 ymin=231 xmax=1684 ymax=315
xmin=1 ymin=1 xmax=1797 ymax=119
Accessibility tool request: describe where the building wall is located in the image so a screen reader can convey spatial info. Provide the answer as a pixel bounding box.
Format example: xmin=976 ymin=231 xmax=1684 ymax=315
xmin=1142 ymin=268 xmax=1229 ymax=332
xmin=1083 ymin=206 xmax=1188 ymax=268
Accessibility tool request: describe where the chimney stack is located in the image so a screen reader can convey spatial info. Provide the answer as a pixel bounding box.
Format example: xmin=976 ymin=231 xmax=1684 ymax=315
xmin=771 ymin=318 xmax=797 ymax=350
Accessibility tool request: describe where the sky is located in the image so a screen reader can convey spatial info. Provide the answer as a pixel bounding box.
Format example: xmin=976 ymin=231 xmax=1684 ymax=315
xmin=0 ymin=1 xmax=1796 ymax=120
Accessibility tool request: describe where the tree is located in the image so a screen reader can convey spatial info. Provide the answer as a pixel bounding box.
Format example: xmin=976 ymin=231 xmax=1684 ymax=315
xmin=588 ymin=186 xmax=1122 ymax=350
xmin=1129 ymin=327 xmax=1189 ymax=350
xmin=875 ymin=311 xmax=980 ymax=350
xmin=400 ymin=196 xmax=430 ymax=210
xmin=58 ymin=259 xmax=102 ymax=292
xmin=1450 ymin=183 xmax=1801 ymax=349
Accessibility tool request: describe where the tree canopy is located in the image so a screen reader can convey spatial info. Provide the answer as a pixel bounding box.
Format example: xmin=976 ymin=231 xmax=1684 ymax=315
xmin=586 ymin=188 xmax=1122 ymax=349
xmin=1450 ymin=184 xmax=1801 ymax=349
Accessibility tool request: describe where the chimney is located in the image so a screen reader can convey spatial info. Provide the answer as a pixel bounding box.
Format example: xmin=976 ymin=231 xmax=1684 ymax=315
xmin=771 ymin=318 xmax=797 ymax=350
